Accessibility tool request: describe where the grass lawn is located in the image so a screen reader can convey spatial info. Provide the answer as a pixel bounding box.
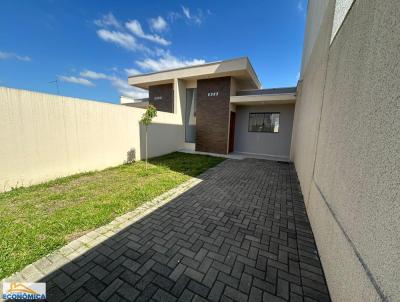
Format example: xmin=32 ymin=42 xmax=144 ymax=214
xmin=0 ymin=152 xmax=224 ymax=279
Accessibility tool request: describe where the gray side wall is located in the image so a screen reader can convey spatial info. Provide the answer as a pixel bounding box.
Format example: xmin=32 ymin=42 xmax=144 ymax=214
xmin=234 ymin=104 xmax=294 ymax=160
xmin=300 ymin=0 xmax=329 ymax=77
xmin=292 ymin=0 xmax=400 ymax=301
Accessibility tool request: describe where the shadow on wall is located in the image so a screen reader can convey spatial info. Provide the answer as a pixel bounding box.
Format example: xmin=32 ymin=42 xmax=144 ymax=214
xmin=139 ymin=122 xmax=184 ymax=161
xmin=125 ymin=149 xmax=136 ymax=164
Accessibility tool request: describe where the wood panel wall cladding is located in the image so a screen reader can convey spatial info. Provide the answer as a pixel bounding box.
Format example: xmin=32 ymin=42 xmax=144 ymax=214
xmin=196 ymin=77 xmax=231 ymax=154
xmin=149 ymin=83 xmax=174 ymax=113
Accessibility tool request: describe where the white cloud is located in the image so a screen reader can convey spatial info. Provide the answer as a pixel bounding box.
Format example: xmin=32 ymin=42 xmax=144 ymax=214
xmin=58 ymin=76 xmax=94 ymax=86
xmin=80 ymin=70 xmax=108 ymax=79
xmin=125 ymin=20 xmax=170 ymax=46
xmin=167 ymin=11 xmax=181 ymax=22
xmin=78 ymin=68 xmax=146 ymax=98
xmin=181 ymin=6 xmax=203 ymax=25
xmin=124 ymin=68 xmax=141 ymax=76
xmin=97 ymin=29 xmax=145 ymax=51
xmin=0 ymin=51 xmax=31 ymax=62
xmin=109 ymin=76 xmax=148 ymax=99
xmin=149 ymin=16 xmax=168 ymax=32
xmin=297 ymin=0 xmax=305 ymax=12
xmin=181 ymin=6 xmax=191 ymax=19
xmin=94 ymin=12 xmax=121 ymax=28
xmin=136 ymin=53 xmax=205 ymax=72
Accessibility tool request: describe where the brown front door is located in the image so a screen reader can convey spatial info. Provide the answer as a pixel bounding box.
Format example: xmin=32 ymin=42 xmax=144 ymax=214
xmin=228 ymin=111 xmax=236 ymax=153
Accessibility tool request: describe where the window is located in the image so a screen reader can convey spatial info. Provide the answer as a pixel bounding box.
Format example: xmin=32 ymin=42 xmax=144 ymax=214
xmin=248 ymin=112 xmax=280 ymax=133
xmin=185 ymin=88 xmax=197 ymax=143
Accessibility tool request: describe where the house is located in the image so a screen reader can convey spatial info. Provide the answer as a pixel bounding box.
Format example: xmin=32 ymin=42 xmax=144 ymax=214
xmin=123 ymin=57 xmax=296 ymax=162
xmin=1 ymin=0 xmax=396 ymax=299
xmin=121 ymin=1 xmax=400 ymax=301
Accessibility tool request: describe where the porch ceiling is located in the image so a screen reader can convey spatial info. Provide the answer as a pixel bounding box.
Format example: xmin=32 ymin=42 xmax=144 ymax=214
xmin=230 ymin=92 xmax=296 ymax=106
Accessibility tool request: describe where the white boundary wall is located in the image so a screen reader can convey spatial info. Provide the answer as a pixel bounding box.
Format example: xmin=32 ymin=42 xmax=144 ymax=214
xmin=0 ymin=87 xmax=184 ymax=192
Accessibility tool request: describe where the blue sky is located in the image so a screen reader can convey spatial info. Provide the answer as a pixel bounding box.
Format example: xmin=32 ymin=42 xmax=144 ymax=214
xmin=0 ymin=0 xmax=307 ymax=104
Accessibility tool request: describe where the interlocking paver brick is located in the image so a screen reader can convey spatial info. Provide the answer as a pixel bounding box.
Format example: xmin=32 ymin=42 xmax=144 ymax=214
xmin=135 ymin=270 xmax=157 ymax=291
xmin=52 ymin=272 xmax=73 ymax=289
xmin=303 ymin=286 xmax=331 ymax=301
xmin=224 ymin=286 xmax=248 ymax=302
xmin=178 ymin=289 xmax=194 ymax=301
xmin=193 ymin=294 xmax=210 ymax=302
xmin=220 ymin=295 xmax=234 ymax=302
xmin=64 ymin=288 xmax=87 ymax=302
xmin=152 ymin=262 xmax=173 ymax=277
xmin=169 ymin=263 xmax=187 ymax=281
xmin=208 ymin=280 xmax=225 ymax=302
xmin=64 ymin=273 xmax=91 ymax=295
xmin=117 ymin=282 xmax=140 ymax=301
xmin=187 ymin=280 xmax=210 ymax=297
xmin=80 ymin=292 xmax=98 ymax=302
xmin=243 ymin=264 xmax=265 ymax=280
xmin=184 ymin=267 xmax=204 ymax=283
xmin=263 ymin=290 xmax=286 ymax=302
xmin=202 ymin=267 xmax=218 ymax=288
xmin=102 ymin=266 xmax=125 ymax=285
xmin=212 ymin=260 xmax=231 ymax=274
xmin=217 ymin=272 xmax=239 ymax=289
xmin=291 ymin=292 xmax=304 ymax=302
xmin=181 ymin=256 xmax=201 ymax=269
xmin=89 ymin=265 xmax=109 ymax=280
xmin=198 ymin=257 xmax=213 ymax=274
xmin=84 ymin=277 xmax=107 ymax=296
xmin=194 ymin=248 xmax=207 ymax=261
xmin=152 ymin=274 xmax=174 ymax=291
xmin=239 ymin=272 xmax=252 ymax=294
xmin=98 ymin=278 xmax=123 ymax=301
xmin=46 ymin=286 xmax=64 ymax=301
xmin=277 ymin=278 xmax=290 ymax=300
xmin=27 ymin=159 xmax=330 ymax=301
xmin=171 ymin=275 xmax=190 ymax=297
xmin=249 ymin=286 xmax=263 ymax=302
xmin=253 ymin=277 xmax=275 ymax=294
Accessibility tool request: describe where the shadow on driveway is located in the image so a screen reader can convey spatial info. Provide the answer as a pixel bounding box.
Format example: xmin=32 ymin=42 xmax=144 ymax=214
xmin=39 ymin=159 xmax=331 ymax=302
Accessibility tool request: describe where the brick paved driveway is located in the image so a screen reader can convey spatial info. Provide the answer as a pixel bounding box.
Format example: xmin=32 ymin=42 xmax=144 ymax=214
xmin=42 ymin=159 xmax=330 ymax=302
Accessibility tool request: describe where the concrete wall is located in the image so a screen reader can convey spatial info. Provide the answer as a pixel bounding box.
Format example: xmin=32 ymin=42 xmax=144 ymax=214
xmin=292 ymin=0 xmax=400 ymax=301
xmin=235 ymin=104 xmax=294 ymax=161
xmin=300 ymin=0 xmax=329 ymax=77
xmin=330 ymin=0 xmax=355 ymax=43
xmin=0 ymin=87 xmax=184 ymax=192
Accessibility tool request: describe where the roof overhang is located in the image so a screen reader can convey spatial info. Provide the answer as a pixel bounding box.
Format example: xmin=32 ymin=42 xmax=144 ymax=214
xmin=128 ymin=57 xmax=261 ymax=90
xmin=230 ymin=92 xmax=296 ymax=106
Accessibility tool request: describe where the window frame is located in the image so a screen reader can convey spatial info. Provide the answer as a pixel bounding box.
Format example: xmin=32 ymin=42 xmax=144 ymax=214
xmin=248 ymin=112 xmax=280 ymax=133
xmin=184 ymin=88 xmax=197 ymax=143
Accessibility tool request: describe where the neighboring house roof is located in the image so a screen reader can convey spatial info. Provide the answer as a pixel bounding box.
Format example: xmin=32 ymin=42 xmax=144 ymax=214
xmin=128 ymin=57 xmax=261 ymax=90
xmin=231 ymin=87 xmax=297 ymax=106
xmin=237 ymin=87 xmax=297 ymax=96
